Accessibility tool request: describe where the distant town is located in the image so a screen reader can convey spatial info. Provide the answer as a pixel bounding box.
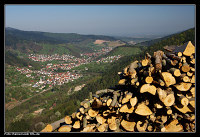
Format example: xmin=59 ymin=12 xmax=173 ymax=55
xmin=15 ymin=47 xmax=122 ymax=92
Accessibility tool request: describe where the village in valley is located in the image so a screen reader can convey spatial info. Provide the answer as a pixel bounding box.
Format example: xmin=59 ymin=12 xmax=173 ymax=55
xmin=15 ymin=46 xmax=122 ymax=92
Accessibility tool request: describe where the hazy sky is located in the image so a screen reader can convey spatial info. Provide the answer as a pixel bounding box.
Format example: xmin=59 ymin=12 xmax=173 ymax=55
xmin=5 ymin=5 xmax=195 ymax=36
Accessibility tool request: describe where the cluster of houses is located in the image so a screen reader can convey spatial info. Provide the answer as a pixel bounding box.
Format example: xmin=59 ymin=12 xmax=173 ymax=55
xmin=96 ymin=55 xmax=122 ymax=63
xmin=28 ymin=54 xmax=77 ymax=62
xmin=15 ymin=47 xmax=122 ymax=92
xmin=80 ymin=47 xmax=113 ymax=58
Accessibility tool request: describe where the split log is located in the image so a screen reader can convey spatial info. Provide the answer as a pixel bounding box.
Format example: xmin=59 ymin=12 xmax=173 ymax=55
xmin=96 ymin=114 xmax=106 ymax=124
xmin=97 ymin=123 xmax=108 ymax=132
xmin=130 ymin=96 xmax=138 ymax=107
xmin=135 ymin=102 xmax=152 ymax=116
xmin=160 ymin=72 xmax=176 ymax=87
xmin=121 ymin=119 xmax=136 ymax=132
xmin=81 ymin=124 xmax=96 ymax=132
xmin=165 ymin=119 xmax=183 ymax=132
xmin=140 ymin=84 xmax=157 ymax=95
xmin=191 ymin=75 xmax=195 ymax=83
xmin=58 ymin=125 xmax=72 ymax=132
xmin=119 ymin=103 xmax=134 ymax=113
xmin=106 ymin=98 xmax=112 ymax=106
xmin=186 ymin=71 xmax=193 ymax=77
xmin=88 ymin=109 xmax=99 ymax=117
xmin=161 ymin=115 xmax=168 ymax=124
xmin=190 ymin=87 xmax=195 ymax=97
xmin=190 ymin=58 xmax=195 ymax=64
xmin=136 ymin=120 xmax=148 ymax=132
xmin=122 ymin=92 xmax=132 ymax=104
xmin=76 ymin=112 xmax=83 ymax=120
xmin=154 ymin=101 xmax=164 ymax=109
xmin=174 ymin=82 xmax=192 ymax=91
xmin=73 ymin=120 xmax=80 ymax=129
xmin=182 ymin=41 xmax=195 ymax=57
xmin=64 ymin=116 xmax=72 ymax=125
xmin=157 ymin=88 xmax=175 ymax=107
xmin=102 ymin=109 xmax=111 ymax=117
xmin=119 ymin=79 xmax=126 ymax=85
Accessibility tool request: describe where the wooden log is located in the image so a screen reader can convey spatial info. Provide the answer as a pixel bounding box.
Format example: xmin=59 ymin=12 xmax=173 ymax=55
xmin=136 ymin=120 xmax=148 ymax=132
xmin=130 ymin=96 xmax=138 ymax=107
xmin=118 ymin=79 xmax=126 ymax=85
xmin=149 ymin=114 xmax=156 ymax=122
xmin=106 ymin=98 xmax=112 ymax=107
xmin=131 ymin=77 xmax=138 ymax=85
xmin=166 ymin=107 xmax=172 ymax=115
xmin=161 ymin=115 xmax=168 ymax=124
xmin=162 ymin=59 xmax=167 ymax=67
xmin=174 ymin=82 xmax=192 ymax=91
xmin=73 ymin=120 xmax=80 ymax=129
xmin=173 ymin=104 xmax=192 ymax=113
xmin=191 ymin=75 xmax=195 ymax=83
xmin=83 ymin=116 xmax=87 ymax=128
xmin=157 ymin=88 xmax=175 ymax=107
xmin=135 ymin=102 xmax=152 ymax=116
xmin=96 ymin=114 xmax=106 ymax=124
xmin=64 ymin=116 xmax=72 ymax=125
xmin=76 ymin=112 xmax=83 ymax=121
xmin=121 ymin=119 xmax=136 ymax=132
xmin=182 ymin=41 xmax=195 ymax=57
xmin=97 ymin=123 xmax=108 ymax=132
xmin=177 ymin=95 xmax=189 ymax=106
xmin=127 ymin=61 xmax=138 ymax=79
xmin=179 ymin=73 xmax=190 ymax=82
xmin=147 ymin=125 xmax=153 ymax=132
xmin=158 ymin=79 xmax=165 ymax=86
xmin=169 ymin=68 xmax=181 ymax=77
xmin=145 ymin=76 xmax=153 ymax=84
xmin=141 ymin=59 xmax=150 ymax=67
xmin=82 ymin=100 xmax=91 ymax=109
xmin=140 ymin=84 xmax=157 ymax=95
xmin=178 ymin=52 xmax=182 ymax=57
xmin=119 ymin=103 xmax=134 ymax=113
xmin=58 ymin=125 xmax=72 ymax=132
xmin=160 ymin=72 xmax=176 ymax=87
xmin=91 ymin=97 xmax=103 ymax=109
xmin=110 ymin=91 xmax=120 ymax=107
xmin=166 ymin=53 xmax=181 ymax=61
xmin=165 ymin=119 xmax=183 ymax=132
xmin=190 ymin=67 xmax=195 ymax=72
xmin=81 ymin=124 xmax=96 ymax=132
xmin=79 ymin=107 xmax=85 ymax=114
xmin=88 ymin=109 xmax=99 ymax=117
xmin=190 ymin=58 xmax=195 ymax=64
xmin=102 ymin=109 xmax=111 ymax=117
xmin=190 ymin=87 xmax=195 ymax=97
xmin=181 ymin=62 xmax=190 ymax=72
xmin=41 ymin=118 xmax=65 ymax=132
xmin=154 ymin=50 xmax=164 ymax=71
xmin=154 ymin=101 xmax=164 ymax=109
xmin=122 ymin=92 xmax=132 ymax=104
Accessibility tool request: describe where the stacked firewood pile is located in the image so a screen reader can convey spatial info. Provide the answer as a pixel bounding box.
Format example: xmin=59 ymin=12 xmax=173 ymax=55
xmin=41 ymin=41 xmax=195 ymax=132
